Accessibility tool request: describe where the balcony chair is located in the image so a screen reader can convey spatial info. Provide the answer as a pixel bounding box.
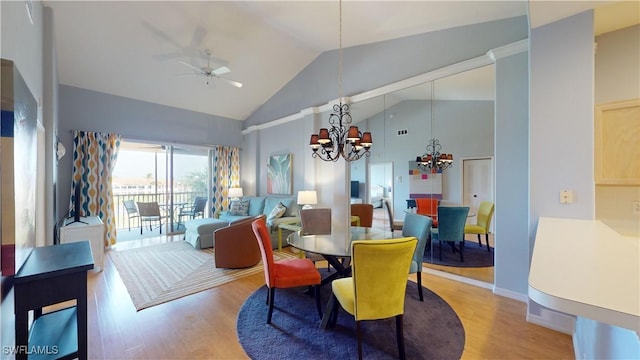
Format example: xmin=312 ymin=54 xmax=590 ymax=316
xmin=177 ymin=196 xmax=207 ymax=229
xmin=136 ymin=201 xmax=166 ymax=234
xmin=327 ymin=237 xmax=417 ymax=360
xmin=123 ymin=199 xmax=139 ymax=231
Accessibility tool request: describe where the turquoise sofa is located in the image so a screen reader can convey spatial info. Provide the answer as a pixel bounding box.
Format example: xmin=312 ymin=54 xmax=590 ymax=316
xmin=218 ymin=195 xmax=300 ymax=248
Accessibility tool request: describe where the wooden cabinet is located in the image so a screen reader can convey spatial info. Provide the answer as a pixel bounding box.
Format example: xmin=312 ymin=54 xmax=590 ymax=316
xmin=595 ymin=99 xmax=640 ymax=185
xmin=60 ymin=216 xmax=105 ymax=271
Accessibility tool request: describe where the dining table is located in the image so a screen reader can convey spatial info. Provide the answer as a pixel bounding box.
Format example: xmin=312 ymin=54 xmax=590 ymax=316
xmin=287 ymin=226 xmax=394 ymax=328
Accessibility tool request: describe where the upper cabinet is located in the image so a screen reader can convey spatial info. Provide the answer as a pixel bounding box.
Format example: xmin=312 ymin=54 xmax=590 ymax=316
xmin=594 ymin=98 xmax=640 ymax=185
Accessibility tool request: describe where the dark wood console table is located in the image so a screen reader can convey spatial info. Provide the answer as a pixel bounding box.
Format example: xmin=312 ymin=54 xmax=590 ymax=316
xmin=14 ymin=241 xmax=94 ymax=360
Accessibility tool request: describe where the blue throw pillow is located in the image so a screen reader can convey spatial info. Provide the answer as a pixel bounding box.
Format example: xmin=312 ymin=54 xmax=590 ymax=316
xmin=229 ymin=200 xmax=249 ymax=216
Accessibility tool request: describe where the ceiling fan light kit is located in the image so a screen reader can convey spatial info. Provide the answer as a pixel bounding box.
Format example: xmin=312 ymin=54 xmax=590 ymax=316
xmin=177 ymin=49 xmax=243 ymax=88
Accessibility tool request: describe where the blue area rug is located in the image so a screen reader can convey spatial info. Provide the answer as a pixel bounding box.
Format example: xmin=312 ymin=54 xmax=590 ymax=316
xmin=425 ymin=240 xmax=494 ymax=267
xmin=237 ymin=276 xmax=465 ymax=359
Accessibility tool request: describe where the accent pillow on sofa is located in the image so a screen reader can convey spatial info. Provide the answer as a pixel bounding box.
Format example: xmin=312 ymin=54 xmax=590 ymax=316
xmin=229 ymin=200 xmax=250 ymax=216
xmin=267 ymin=202 xmax=287 ymax=220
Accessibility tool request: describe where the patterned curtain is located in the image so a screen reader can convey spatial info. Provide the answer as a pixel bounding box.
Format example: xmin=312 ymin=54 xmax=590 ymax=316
xmin=69 ymin=131 xmax=122 ymax=246
xmin=211 ymin=146 xmax=240 ymax=217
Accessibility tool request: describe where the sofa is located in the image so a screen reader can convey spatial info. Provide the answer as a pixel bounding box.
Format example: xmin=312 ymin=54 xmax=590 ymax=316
xmin=218 ymin=195 xmax=300 ymax=248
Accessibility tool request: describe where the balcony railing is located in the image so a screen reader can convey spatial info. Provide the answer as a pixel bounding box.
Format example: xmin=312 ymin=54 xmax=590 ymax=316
xmin=113 ymin=191 xmax=207 ymax=231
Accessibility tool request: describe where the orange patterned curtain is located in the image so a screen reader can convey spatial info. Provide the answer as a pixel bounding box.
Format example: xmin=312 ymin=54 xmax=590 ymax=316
xmin=211 ymin=146 xmax=240 ymax=217
xmin=69 ymin=130 xmax=122 ymax=246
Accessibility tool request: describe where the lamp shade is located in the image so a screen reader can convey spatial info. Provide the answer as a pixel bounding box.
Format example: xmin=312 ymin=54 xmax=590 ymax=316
xmin=228 ymin=187 xmax=243 ymax=199
xmin=297 ymin=190 xmax=317 ymax=206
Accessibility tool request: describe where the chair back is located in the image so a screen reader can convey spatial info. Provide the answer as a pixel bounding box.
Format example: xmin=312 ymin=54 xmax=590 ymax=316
xmin=476 ymin=201 xmax=495 ymax=231
xmin=351 ymin=237 xmax=417 ymax=321
xmin=251 ymin=217 xmax=276 ymax=287
xmin=136 ymin=201 xmax=161 ymax=217
xmin=437 ymin=206 xmax=469 ymax=243
xmin=402 ymin=213 xmax=433 ymax=273
xmin=193 ymin=196 xmax=207 ymax=215
xmin=350 ymin=203 xmax=374 ymax=227
xmin=300 ymin=208 xmax=332 ymax=235
xmin=415 ymin=198 xmax=439 ymax=217
xmin=382 ymin=199 xmax=397 ymax=227
xmin=123 ymin=200 xmax=139 ymax=216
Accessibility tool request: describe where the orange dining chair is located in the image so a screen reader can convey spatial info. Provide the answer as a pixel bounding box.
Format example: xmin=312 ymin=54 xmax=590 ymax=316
xmin=415 ymin=198 xmax=439 ymax=227
xmin=251 ymin=217 xmax=322 ymax=324
xmin=350 ymin=203 xmax=374 ymax=227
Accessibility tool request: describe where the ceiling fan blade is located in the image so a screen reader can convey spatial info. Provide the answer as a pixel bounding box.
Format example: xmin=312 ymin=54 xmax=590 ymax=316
xmin=217 ymin=77 xmax=243 ymax=88
xmin=177 ymin=60 xmax=204 ymax=74
xmin=212 ymin=66 xmax=230 ymax=76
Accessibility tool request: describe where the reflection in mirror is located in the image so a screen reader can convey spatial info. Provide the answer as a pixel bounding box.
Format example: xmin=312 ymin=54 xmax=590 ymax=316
xmin=350 ymin=64 xmax=495 ymax=285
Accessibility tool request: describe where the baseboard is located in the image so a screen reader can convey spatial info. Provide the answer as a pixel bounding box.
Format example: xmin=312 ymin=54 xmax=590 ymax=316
xmin=493 ymin=286 xmax=528 ymax=302
xmin=422 ymin=267 xmax=494 ymax=290
xmin=526 ymin=308 xmax=575 ymax=335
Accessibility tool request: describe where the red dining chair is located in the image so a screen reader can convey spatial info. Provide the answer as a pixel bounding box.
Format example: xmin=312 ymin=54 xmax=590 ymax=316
xmin=251 ymin=217 xmax=322 ymax=324
xmin=415 ymin=198 xmax=439 ymax=227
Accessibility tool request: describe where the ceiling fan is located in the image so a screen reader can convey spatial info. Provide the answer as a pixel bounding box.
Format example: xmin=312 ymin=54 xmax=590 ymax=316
xmin=177 ymin=49 xmax=243 ymax=88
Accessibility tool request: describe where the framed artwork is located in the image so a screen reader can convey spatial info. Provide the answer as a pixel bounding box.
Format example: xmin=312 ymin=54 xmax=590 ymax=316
xmin=267 ymin=154 xmax=292 ymax=194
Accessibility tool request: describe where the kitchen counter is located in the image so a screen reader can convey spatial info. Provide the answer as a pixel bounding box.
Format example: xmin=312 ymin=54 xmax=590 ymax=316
xmin=529 ymin=217 xmax=639 ymax=332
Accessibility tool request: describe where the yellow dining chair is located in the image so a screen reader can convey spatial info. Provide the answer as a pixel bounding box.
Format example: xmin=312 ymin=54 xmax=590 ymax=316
xmin=328 ymin=237 xmax=417 ymax=360
xmin=464 ymin=201 xmax=494 ymax=251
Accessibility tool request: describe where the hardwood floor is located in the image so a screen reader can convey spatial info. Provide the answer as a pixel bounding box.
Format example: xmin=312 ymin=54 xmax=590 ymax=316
xmin=81 ymin=233 xmax=574 ymax=359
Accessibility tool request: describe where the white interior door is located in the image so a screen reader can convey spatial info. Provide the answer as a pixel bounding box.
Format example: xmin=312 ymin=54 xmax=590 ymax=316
xmin=462 ymin=158 xmax=494 ymax=229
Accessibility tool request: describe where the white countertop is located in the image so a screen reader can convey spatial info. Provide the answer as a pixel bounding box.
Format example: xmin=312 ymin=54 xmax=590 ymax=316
xmin=529 ymin=217 xmax=640 ymax=332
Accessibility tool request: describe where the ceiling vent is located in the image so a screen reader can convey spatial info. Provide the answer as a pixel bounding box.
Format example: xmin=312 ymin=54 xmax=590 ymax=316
xmin=397 ymin=129 xmax=408 ymax=136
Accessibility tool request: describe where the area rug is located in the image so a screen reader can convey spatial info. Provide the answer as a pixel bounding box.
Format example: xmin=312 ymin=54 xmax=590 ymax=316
xmin=424 ymin=240 xmax=494 ymax=267
xmin=109 ymin=241 xmax=294 ymax=311
xmin=237 ymin=277 xmax=465 ymax=360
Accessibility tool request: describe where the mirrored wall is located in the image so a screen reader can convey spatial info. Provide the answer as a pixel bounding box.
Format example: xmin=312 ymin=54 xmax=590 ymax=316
xmin=350 ymin=64 xmax=496 ymax=284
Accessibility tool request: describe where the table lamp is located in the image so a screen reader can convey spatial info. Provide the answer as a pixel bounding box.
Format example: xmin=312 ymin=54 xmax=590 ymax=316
xmin=297 ymin=190 xmax=317 ymax=210
xmin=228 ymin=187 xmax=243 ymax=200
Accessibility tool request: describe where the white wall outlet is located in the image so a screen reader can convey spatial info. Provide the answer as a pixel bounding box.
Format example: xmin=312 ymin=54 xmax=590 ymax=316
xmin=560 ymin=189 xmax=574 ymax=204
xmin=634 ymin=201 xmax=640 ymax=215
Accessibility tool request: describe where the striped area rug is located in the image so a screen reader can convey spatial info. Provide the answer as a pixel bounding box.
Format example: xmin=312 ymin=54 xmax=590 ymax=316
xmin=109 ymin=240 xmax=293 ymax=311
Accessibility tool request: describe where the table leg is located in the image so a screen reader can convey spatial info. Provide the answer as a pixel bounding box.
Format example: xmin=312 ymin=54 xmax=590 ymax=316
xmin=277 ymin=228 xmax=283 ymax=251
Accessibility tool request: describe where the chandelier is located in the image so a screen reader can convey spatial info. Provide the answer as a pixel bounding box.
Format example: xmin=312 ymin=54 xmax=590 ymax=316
xmin=308 ymin=0 xmax=372 ymax=162
xmin=416 ymin=138 xmax=453 ymax=171
xmin=416 ymin=81 xmax=453 ymax=172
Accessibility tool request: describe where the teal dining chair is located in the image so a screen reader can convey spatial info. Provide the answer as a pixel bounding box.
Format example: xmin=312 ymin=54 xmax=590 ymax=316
xmin=402 ymin=213 xmax=433 ymax=301
xmin=431 ymin=206 xmax=469 ymax=262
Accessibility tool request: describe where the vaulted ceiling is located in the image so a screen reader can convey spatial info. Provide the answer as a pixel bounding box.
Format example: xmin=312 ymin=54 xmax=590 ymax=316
xmin=45 ymin=1 xmax=636 ymax=122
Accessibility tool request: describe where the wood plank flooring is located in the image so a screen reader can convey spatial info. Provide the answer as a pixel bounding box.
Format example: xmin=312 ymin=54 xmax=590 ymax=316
xmin=84 ymin=233 xmax=574 ymax=359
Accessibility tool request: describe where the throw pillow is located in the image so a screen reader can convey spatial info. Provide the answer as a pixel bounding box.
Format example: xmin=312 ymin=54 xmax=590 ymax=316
xmin=229 ymin=200 xmax=249 ymax=216
xmin=267 ymin=202 xmax=287 ymax=220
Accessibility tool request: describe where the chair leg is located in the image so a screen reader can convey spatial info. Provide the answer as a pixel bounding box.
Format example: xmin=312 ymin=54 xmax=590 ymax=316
xmin=396 ymin=315 xmax=406 ymax=360
xmin=438 ymin=240 xmax=443 ymax=261
xmin=477 ymin=234 xmax=482 ymax=247
xmin=485 ymin=233 xmax=491 ymax=251
xmin=460 ymin=241 xmax=464 ymax=262
xmin=356 ymin=320 xmax=363 ymax=360
xmin=314 ymin=285 xmax=323 ymax=320
xmin=140 ymin=222 xmax=143 ymax=235
xmin=417 ymin=271 xmax=423 ymax=302
xmin=267 ymin=287 xmax=275 ymax=324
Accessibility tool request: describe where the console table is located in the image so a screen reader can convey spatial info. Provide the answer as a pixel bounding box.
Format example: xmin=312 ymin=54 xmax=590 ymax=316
xmin=14 ymin=241 xmax=94 ymax=360
xmin=60 ymin=216 xmax=104 ymax=271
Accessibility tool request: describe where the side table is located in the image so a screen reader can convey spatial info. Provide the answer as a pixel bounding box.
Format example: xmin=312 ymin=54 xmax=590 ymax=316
xmin=13 ymin=241 xmax=94 ymax=360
